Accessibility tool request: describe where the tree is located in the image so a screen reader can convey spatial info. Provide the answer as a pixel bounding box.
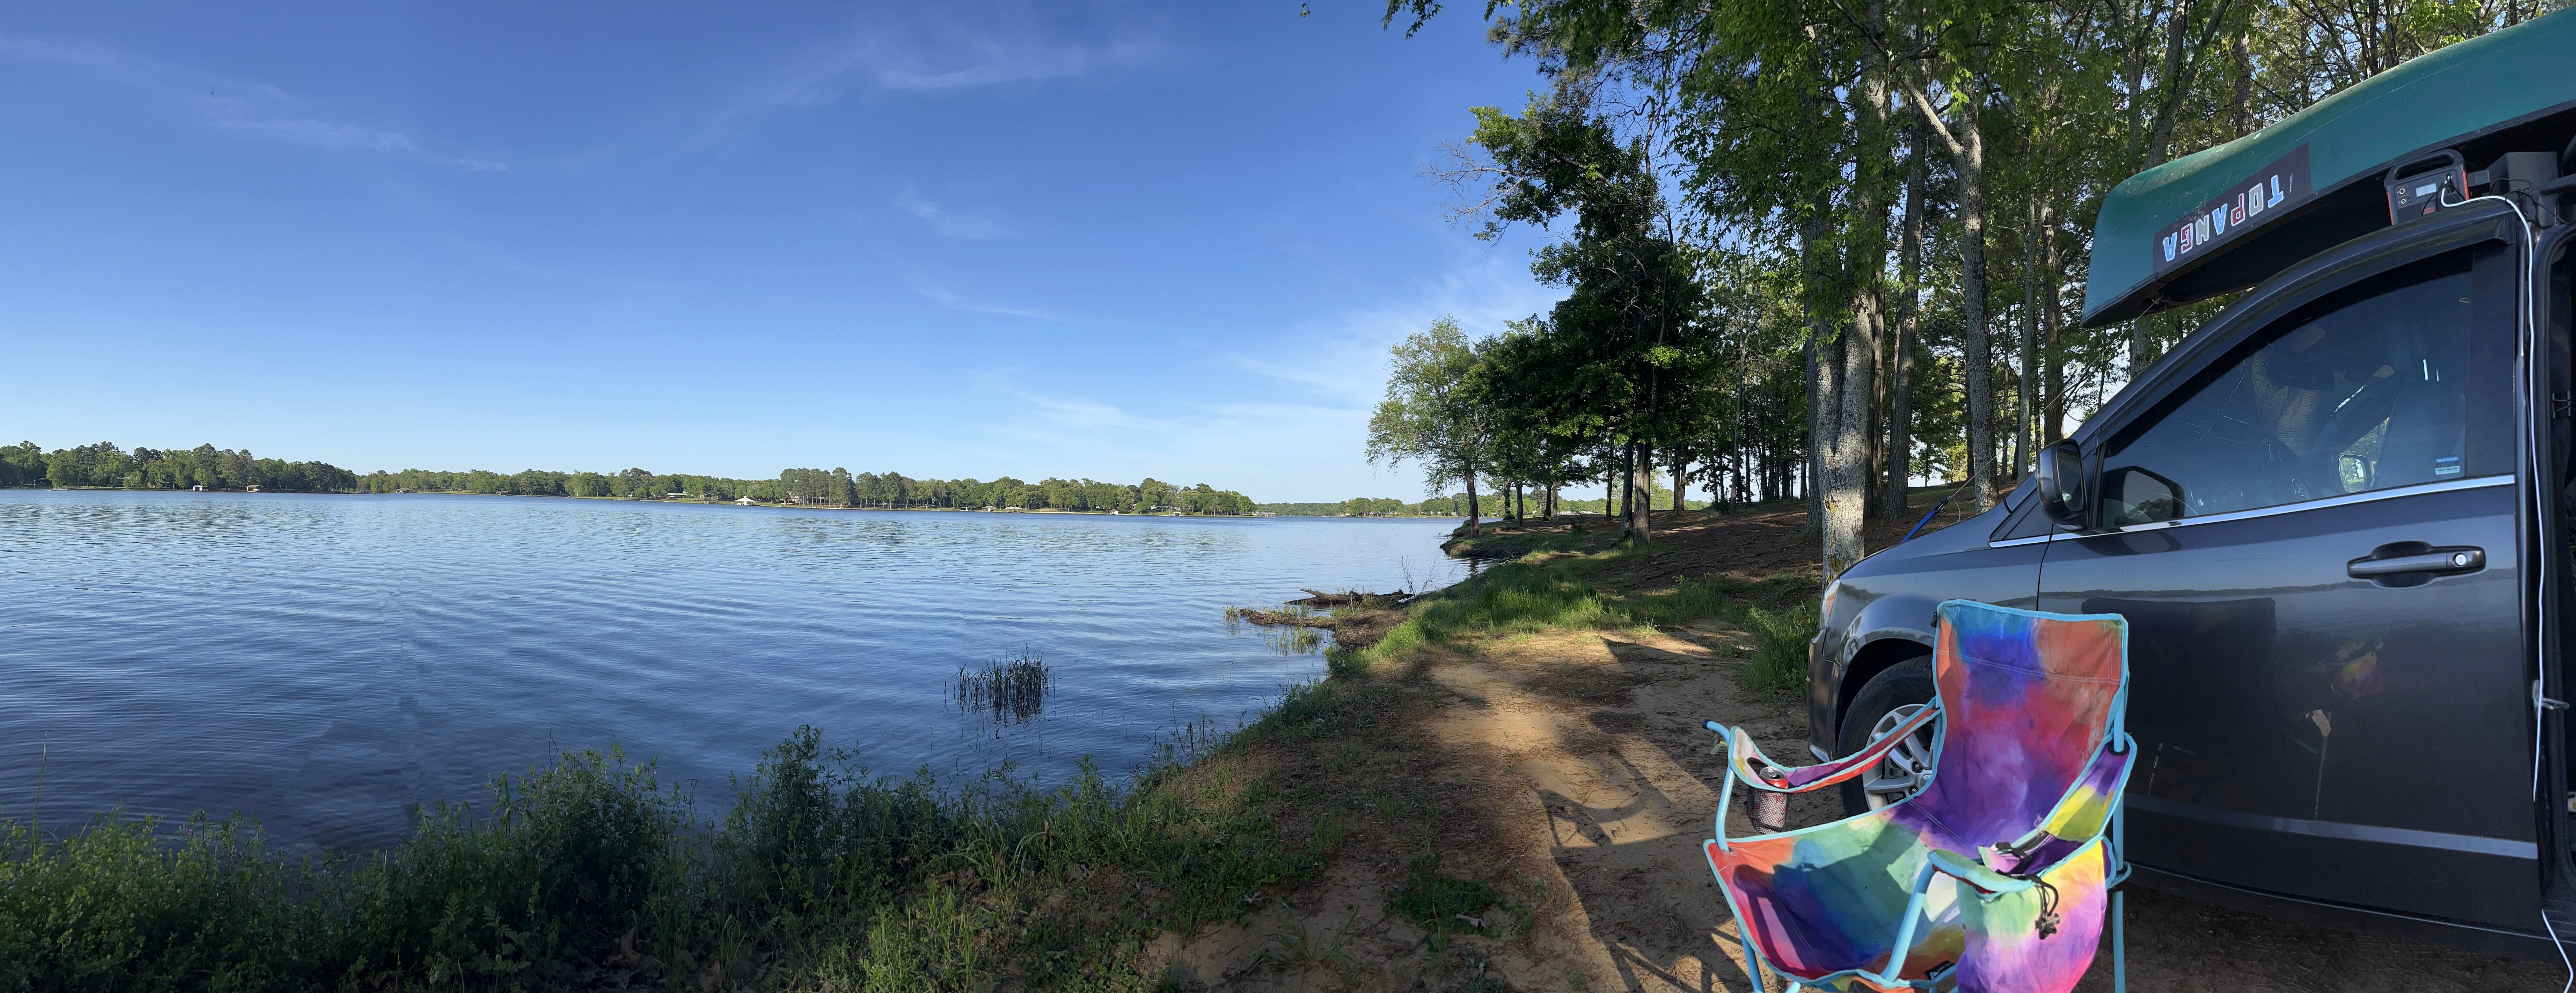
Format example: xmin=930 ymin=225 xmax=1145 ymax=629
xmin=1367 ymin=317 xmax=1496 ymax=534
xmin=1438 ymin=91 xmax=1714 ymax=540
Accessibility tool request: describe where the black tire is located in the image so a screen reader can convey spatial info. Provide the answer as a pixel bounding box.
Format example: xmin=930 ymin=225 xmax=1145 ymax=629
xmin=1836 ymin=656 xmax=1935 ymax=817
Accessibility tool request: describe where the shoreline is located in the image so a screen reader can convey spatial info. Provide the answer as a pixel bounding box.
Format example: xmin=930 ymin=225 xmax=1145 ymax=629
xmin=8 ymin=486 xmax=1485 ymax=519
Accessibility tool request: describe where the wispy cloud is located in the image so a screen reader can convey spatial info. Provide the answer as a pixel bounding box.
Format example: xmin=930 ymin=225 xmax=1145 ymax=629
xmin=871 ymin=33 xmax=1155 ymax=92
xmin=1229 ymin=255 xmax=1565 ymax=406
xmin=892 ymin=184 xmax=1008 ymax=239
xmin=692 ymin=14 xmax=1161 ymax=149
xmin=954 ymin=368 xmax=1435 ymax=500
xmin=0 ymin=34 xmax=507 ymax=171
xmin=914 ymin=282 xmax=1060 ymax=321
xmin=966 ymin=367 xmax=1162 ymax=434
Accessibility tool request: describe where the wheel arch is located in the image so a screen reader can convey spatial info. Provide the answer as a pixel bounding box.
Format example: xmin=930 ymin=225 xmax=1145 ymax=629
xmin=1834 ymin=635 xmax=1934 ymax=748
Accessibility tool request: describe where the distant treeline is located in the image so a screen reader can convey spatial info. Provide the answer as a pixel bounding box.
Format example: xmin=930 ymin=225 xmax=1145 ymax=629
xmin=361 ymin=467 xmax=1256 ymax=515
xmin=3 ymin=440 xmax=1259 ymax=514
xmin=1 ymin=442 xmax=357 ymax=493
xmin=1255 ymin=496 xmax=1462 ymax=517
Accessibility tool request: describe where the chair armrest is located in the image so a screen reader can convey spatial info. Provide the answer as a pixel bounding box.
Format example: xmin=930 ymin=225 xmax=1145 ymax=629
xmin=1704 ymin=703 xmax=1940 ymax=794
xmin=1986 ymin=733 xmax=2140 ymax=875
xmin=1927 ymin=848 xmax=2034 ymax=895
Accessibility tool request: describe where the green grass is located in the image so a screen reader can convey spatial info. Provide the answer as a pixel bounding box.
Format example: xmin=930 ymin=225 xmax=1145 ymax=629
xmin=1 ymin=703 xmax=1352 ymax=992
xmin=1335 ymin=544 xmax=1818 ymax=704
xmin=1438 ymin=528 xmax=1597 ymax=560
xmin=1382 ymin=855 xmax=1511 ymax=951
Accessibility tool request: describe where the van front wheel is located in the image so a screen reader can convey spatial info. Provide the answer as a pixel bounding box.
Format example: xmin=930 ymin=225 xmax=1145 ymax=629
xmin=1836 ymin=658 xmax=1936 ymax=816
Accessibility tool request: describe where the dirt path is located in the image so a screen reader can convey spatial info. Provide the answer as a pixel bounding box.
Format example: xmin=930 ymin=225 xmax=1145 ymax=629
xmin=1149 ymin=602 xmax=2566 ymax=991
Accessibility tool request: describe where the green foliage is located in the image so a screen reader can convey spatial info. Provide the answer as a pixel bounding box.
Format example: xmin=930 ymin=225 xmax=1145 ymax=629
xmin=1740 ymin=601 xmax=1821 ymax=701
xmin=1253 ymin=496 xmax=1436 ymax=517
xmin=4 ymin=441 xmax=359 ymax=493
xmin=1383 ymin=855 xmax=1504 ymax=950
xmin=1367 ymin=318 xmax=1495 ymax=514
xmin=1453 ymin=91 xmax=1716 ymax=519
xmin=3 ymin=443 xmax=1260 ymax=513
xmin=1387 ymin=0 xmax=2554 ymax=537
xmin=0 ymin=716 xmax=1338 ymax=991
xmin=354 ymin=467 xmax=1257 ymax=514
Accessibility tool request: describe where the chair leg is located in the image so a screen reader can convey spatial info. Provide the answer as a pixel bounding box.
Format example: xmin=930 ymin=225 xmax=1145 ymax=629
xmin=2113 ymin=888 xmax=2127 ymax=993
xmin=1739 ymin=928 xmax=1769 ymax=993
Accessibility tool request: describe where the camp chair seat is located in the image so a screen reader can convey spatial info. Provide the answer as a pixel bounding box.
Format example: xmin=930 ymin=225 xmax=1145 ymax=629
xmin=1702 ymin=600 xmax=2136 ymax=993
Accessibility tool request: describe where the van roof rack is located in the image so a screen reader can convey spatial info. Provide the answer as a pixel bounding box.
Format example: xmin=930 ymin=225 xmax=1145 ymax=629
xmin=2081 ymin=7 xmax=2576 ymax=328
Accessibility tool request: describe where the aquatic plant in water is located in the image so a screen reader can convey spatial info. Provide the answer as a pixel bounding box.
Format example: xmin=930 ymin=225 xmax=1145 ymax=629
xmin=956 ymin=653 xmax=1052 ymax=724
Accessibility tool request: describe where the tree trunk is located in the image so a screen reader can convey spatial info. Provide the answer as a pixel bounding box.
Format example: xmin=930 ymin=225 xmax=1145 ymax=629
xmin=1885 ymin=49 xmax=1997 ymax=509
xmin=2017 ymin=213 xmax=2040 ymax=479
xmin=1616 ymin=444 xmax=1631 ymax=537
xmin=1805 ymin=332 xmax=1826 ymax=524
xmin=1960 ymin=109 xmax=1997 ymax=510
xmin=2231 ymin=31 xmax=2252 ymax=137
xmin=1671 ymin=454 xmax=1687 ymax=514
xmin=1629 ymin=441 xmax=1654 ymax=541
xmin=2146 ymin=0 xmax=2194 ymax=167
xmin=2041 ymin=213 xmax=2066 ymax=443
xmin=1735 ymin=326 xmax=1751 ymax=507
xmin=1823 ymin=66 xmax=1889 ymax=582
xmin=1864 ymin=285 xmax=1886 ymax=522
xmin=1465 ymin=473 xmax=1480 ymax=535
xmin=1887 ymin=130 xmax=1926 ymax=515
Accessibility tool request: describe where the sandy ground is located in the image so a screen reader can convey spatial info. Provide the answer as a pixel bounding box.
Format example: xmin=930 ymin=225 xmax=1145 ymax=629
xmin=1144 ymin=509 xmax=2568 ymax=992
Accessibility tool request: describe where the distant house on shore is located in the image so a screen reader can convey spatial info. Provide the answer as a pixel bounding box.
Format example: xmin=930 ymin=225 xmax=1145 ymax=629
xmin=735 ymin=496 xmax=758 ymax=505
xmin=244 ymin=485 xmax=261 ymax=493
xmin=191 ymin=484 xmax=204 ymax=492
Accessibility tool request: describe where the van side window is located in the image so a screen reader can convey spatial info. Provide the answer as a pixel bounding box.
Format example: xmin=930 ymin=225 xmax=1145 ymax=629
xmin=2100 ymin=254 xmax=2505 ymax=527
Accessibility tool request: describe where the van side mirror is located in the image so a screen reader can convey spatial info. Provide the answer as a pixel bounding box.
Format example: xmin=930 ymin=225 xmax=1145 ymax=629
xmin=2036 ymin=441 xmax=2084 ymax=527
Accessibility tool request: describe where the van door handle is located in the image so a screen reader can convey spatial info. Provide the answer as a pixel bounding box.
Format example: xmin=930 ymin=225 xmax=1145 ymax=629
xmin=2348 ymin=546 xmax=2484 ymax=578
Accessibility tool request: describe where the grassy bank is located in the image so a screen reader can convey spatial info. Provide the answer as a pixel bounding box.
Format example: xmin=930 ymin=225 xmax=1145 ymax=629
xmin=2 ymin=706 xmax=1361 ymax=992
xmin=1346 ymin=536 xmax=1818 ymax=700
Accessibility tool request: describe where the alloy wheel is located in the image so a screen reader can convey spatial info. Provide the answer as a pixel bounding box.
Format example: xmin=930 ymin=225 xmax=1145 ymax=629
xmin=1859 ymin=703 xmax=1936 ymax=809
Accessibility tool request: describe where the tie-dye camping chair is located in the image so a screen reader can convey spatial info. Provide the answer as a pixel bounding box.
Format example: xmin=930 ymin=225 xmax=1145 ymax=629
xmin=1700 ymin=600 xmax=2135 ymax=993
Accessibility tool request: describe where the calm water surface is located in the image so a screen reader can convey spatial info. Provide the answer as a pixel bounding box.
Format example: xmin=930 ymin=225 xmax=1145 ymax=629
xmin=0 ymin=491 xmax=1464 ymax=848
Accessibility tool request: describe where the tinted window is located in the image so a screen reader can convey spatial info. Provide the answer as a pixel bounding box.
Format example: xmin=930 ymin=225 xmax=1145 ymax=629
xmin=2101 ymin=255 xmax=2505 ymax=527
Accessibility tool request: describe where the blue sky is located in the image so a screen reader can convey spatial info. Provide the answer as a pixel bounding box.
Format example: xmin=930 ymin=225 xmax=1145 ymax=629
xmin=1 ymin=2 xmax=1562 ymax=502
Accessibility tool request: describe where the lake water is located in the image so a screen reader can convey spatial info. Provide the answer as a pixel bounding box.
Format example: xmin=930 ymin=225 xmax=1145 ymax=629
xmin=0 ymin=491 xmax=1465 ymax=849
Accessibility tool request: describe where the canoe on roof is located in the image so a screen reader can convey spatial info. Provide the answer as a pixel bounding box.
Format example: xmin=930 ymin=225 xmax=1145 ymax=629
xmin=2082 ymin=6 xmax=2576 ymax=327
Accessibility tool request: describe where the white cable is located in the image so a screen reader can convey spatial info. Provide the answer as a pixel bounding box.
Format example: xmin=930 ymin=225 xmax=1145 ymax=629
xmin=2436 ymin=184 xmax=2565 ymax=989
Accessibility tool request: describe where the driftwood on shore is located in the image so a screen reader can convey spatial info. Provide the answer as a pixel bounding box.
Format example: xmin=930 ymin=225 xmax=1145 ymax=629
xmin=1285 ymin=588 xmax=1413 ymax=608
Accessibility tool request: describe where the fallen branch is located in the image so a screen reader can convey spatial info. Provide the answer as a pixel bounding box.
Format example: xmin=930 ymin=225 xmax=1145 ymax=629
xmin=1285 ymin=588 xmax=1413 ymax=608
